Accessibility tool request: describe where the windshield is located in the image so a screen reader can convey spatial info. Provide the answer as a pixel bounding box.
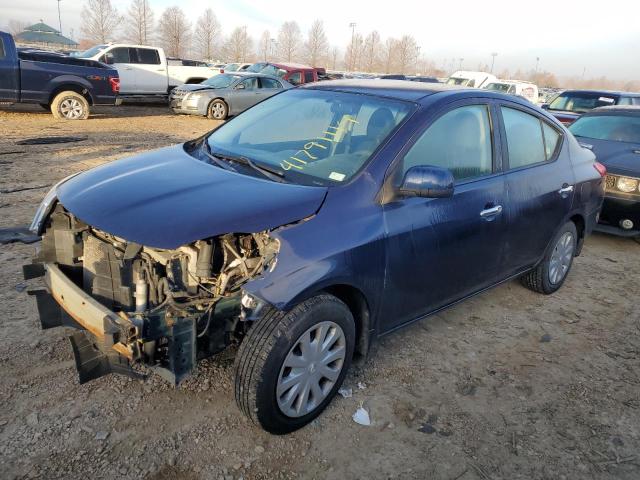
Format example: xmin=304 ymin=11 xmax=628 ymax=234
xmin=485 ymin=83 xmax=514 ymax=93
xmin=77 ymin=45 xmax=107 ymax=58
xmin=446 ymin=77 xmax=470 ymax=86
xmin=246 ymin=62 xmax=267 ymax=73
xmin=259 ymin=65 xmax=287 ymax=78
xmin=224 ymin=63 xmax=241 ymax=72
xmin=205 ymin=89 xmax=414 ymax=186
xmin=202 ymin=74 xmax=240 ymax=88
xmin=549 ymin=92 xmax=618 ymax=113
xmin=570 ymin=115 xmax=640 ymax=144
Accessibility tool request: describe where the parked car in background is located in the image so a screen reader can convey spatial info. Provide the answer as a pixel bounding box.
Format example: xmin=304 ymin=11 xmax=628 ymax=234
xmin=409 ymin=76 xmax=440 ymax=83
xmin=379 ymin=74 xmax=407 ymax=80
xmin=484 ymin=80 xmax=539 ymax=104
xmin=569 ymin=106 xmax=640 ymax=238
xmin=0 ymin=31 xmax=120 ymax=119
xmin=77 ymin=44 xmax=214 ymax=97
xmin=218 ymin=62 xmax=251 ymax=73
xmin=246 ymin=62 xmax=320 ymax=85
xmin=27 ymin=80 xmax=604 ymax=434
xmin=446 ymin=71 xmax=497 ymax=88
xmin=170 ymin=72 xmax=292 ymax=119
xmin=543 ymin=90 xmax=640 ymax=126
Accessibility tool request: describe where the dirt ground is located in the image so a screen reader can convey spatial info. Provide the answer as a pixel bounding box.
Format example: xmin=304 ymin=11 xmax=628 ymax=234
xmin=1 ymin=103 xmax=639 ymax=480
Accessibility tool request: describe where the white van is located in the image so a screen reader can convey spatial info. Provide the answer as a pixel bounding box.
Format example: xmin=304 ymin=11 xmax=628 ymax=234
xmin=483 ymin=80 xmax=540 ymax=104
xmin=446 ymin=71 xmax=497 ymax=89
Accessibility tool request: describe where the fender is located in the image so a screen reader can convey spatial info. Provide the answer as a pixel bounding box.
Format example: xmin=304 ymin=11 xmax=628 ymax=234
xmin=47 ymin=76 xmax=95 ymax=104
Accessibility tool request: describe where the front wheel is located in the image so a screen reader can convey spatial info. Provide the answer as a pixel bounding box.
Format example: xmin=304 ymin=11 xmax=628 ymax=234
xmin=521 ymin=221 xmax=578 ymax=294
xmin=234 ymin=294 xmax=355 ymax=434
xmin=207 ymin=99 xmax=228 ymax=120
xmin=51 ymin=91 xmax=90 ymax=120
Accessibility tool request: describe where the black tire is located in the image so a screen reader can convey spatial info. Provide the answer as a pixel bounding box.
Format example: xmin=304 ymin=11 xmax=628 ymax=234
xmin=234 ymin=294 xmax=355 ymax=434
xmin=207 ymin=99 xmax=228 ymax=120
xmin=51 ymin=91 xmax=90 ymax=120
xmin=521 ymin=221 xmax=578 ymax=294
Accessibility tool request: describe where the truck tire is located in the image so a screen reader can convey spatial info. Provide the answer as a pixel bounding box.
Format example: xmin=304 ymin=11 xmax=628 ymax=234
xmin=234 ymin=294 xmax=355 ymax=434
xmin=51 ymin=91 xmax=90 ymax=120
xmin=207 ymin=99 xmax=228 ymax=120
xmin=521 ymin=221 xmax=577 ymax=294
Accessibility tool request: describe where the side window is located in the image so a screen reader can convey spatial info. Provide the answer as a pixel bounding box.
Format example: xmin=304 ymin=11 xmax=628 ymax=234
xmin=260 ymin=78 xmax=282 ymax=89
xmin=304 ymin=71 xmax=314 ymax=83
xmin=403 ymin=105 xmax=493 ymax=181
xmin=239 ymin=77 xmax=259 ymax=89
xmin=109 ymin=47 xmax=131 ymax=63
xmin=542 ymin=122 xmax=561 ymax=160
xmin=618 ymin=97 xmax=633 ymax=106
xmin=0 ymin=38 xmax=5 ymax=60
xmin=288 ymin=72 xmax=302 ymax=85
xmin=502 ymin=107 xmax=546 ymax=168
xmin=136 ymin=48 xmax=160 ymax=65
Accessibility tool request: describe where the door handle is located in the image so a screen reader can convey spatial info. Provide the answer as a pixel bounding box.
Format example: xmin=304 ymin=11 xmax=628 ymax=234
xmin=480 ymin=205 xmax=503 ymax=218
xmin=558 ymin=185 xmax=574 ymax=195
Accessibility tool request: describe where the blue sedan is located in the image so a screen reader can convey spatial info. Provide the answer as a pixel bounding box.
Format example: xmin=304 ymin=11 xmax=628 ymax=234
xmin=26 ymin=80 xmax=604 ymax=433
xmin=569 ymin=106 xmax=640 ymax=239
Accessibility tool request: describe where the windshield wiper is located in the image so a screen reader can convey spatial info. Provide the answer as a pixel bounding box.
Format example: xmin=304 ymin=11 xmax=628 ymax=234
xmin=201 ymin=141 xmax=238 ymax=172
xmin=211 ymin=150 xmax=287 ymax=183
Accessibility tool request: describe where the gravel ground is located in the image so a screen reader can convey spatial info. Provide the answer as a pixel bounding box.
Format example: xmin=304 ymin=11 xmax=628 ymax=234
xmin=1 ymin=103 xmax=639 ymax=480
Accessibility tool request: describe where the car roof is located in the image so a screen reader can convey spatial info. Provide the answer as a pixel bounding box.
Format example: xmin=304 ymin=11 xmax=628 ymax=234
xmin=584 ymin=105 xmax=640 ymax=115
xmin=221 ymin=71 xmax=283 ymax=79
xmin=270 ymin=62 xmax=314 ymax=70
xmin=558 ymin=89 xmax=640 ymax=97
xmin=301 ymin=79 xmax=469 ymax=101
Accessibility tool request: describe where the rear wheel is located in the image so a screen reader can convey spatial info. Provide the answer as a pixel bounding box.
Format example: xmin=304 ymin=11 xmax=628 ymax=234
xmin=521 ymin=221 xmax=577 ymax=294
xmin=234 ymin=294 xmax=355 ymax=434
xmin=51 ymin=91 xmax=90 ymax=120
xmin=207 ymin=99 xmax=228 ymax=120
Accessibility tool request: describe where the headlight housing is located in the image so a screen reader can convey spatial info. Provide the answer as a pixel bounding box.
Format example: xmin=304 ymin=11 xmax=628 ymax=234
xmin=29 ymin=172 xmax=81 ymax=234
xmin=616 ymin=176 xmax=639 ymax=193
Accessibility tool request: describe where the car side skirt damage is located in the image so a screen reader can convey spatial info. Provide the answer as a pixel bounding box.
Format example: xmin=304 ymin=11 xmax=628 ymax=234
xmin=26 ymin=204 xmax=279 ymax=385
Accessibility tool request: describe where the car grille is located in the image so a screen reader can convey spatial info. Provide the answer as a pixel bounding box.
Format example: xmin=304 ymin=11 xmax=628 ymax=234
xmin=171 ymin=89 xmax=187 ymax=100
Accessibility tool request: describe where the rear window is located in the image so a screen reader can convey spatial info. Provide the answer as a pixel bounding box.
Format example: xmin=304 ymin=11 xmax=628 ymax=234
xmin=569 ymin=115 xmax=640 ymax=144
xmin=502 ymin=107 xmax=562 ymax=168
xmin=549 ymin=92 xmax=617 ymax=113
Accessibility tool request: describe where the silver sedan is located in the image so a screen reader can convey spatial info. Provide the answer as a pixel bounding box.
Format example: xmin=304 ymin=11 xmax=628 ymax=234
xmin=169 ymin=72 xmax=293 ymax=120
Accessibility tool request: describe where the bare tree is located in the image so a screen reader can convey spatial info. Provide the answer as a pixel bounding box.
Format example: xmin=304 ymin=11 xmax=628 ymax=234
xmin=81 ymin=0 xmax=123 ymax=44
xmin=157 ymin=6 xmax=191 ymax=58
xmin=8 ymin=20 xmax=28 ymax=36
xmin=344 ymin=33 xmax=363 ymax=72
xmin=330 ymin=46 xmax=340 ymax=70
xmin=304 ymin=20 xmax=328 ymax=66
xmin=395 ymin=35 xmax=418 ymax=74
xmin=381 ymin=38 xmax=397 ymax=73
xmin=193 ymin=8 xmax=221 ymax=61
xmin=225 ymin=26 xmax=252 ymax=62
xmin=361 ymin=31 xmax=381 ymax=73
xmin=124 ymin=0 xmax=154 ymax=44
xmin=277 ymin=21 xmax=301 ymax=62
xmin=257 ymin=30 xmax=271 ymax=61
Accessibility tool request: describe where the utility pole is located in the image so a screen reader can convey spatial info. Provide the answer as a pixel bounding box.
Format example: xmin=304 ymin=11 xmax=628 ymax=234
xmin=459 ymin=57 xmax=464 ymax=70
xmin=490 ymin=52 xmax=498 ymax=73
xmin=57 ymin=0 xmax=62 ymax=34
xmin=349 ymin=22 xmax=357 ymax=71
xmin=535 ymin=56 xmax=540 ymax=74
xmin=142 ymin=0 xmax=147 ymax=44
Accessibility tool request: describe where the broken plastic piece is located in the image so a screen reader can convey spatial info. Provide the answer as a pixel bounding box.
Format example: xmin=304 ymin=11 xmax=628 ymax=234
xmin=352 ymin=406 xmax=371 ymax=426
xmin=338 ymin=387 xmax=352 ymax=398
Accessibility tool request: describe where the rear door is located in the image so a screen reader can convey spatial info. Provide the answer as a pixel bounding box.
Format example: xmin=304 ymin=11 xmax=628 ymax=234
xmin=498 ymin=102 xmax=573 ymax=275
xmin=0 ymin=34 xmax=19 ymax=102
xmin=381 ymin=100 xmax=508 ymax=330
xmin=132 ymin=48 xmax=166 ymax=94
xmin=257 ymin=77 xmax=284 ymax=101
xmin=102 ymin=47 xmax=137 ymax=93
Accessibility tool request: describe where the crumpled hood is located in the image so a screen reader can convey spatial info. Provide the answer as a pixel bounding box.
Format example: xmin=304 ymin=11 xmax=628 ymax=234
xmin=56 ymin=145 xmax=327 ymax=249
xmin=178 ymin=83 xmax=221 ymax=93
xmin=582 ymin=137 xmax=640 ymax=177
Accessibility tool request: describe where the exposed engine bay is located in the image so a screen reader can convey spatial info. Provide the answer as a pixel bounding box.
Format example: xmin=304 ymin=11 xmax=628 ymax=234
xmin=27 ymin=204 xmax=279 ymax=384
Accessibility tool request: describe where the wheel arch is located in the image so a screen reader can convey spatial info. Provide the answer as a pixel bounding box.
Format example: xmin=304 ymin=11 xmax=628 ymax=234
xmin=207 ymin=96 xmax=229 ymax=116
xmin=48 ymin=84 xmax=94 ymax=106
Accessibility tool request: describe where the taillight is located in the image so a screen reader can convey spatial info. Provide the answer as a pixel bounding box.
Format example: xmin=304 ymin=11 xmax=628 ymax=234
xmin=594 ymin=162 xmax=606 ymax=177
xmin=109 ymin=76 xmax=120 ymax=94
xmin=220 ymin=69 xmax=224 ymax=74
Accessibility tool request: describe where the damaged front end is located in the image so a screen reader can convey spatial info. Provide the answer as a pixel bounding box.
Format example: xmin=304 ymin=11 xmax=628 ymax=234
xmin=25 ymin=204 xmax=279 ymax=385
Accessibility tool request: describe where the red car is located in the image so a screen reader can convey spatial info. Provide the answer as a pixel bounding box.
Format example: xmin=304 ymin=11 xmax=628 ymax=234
xmin=247 ymin=62 xmax=319 ymax=85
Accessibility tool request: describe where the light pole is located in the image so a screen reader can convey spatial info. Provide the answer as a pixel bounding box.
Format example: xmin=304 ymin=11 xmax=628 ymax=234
xmin=459 ymin=57 xmax=464 ymax=70
xmin=57 ymin=0 xmax=62 ymax=34
xmin=535 ymin=56 xmax=540 ymax=74
xmin=349 ymin=22 xmax=357 ymax=71
xmin=490 ymin=52 xmax=498 ymax=73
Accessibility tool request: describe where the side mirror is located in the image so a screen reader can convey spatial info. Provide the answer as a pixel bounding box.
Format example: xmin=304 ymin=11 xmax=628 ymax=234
xmin=235 ymin=83 xmax=245 ymax=90
xmin=399 ymin=165 xmax=454 ymax=198
xmin=541 ymin=103 xmax=549 ymax=110
xmin=103 ymin=53 xmax=114 ymax=65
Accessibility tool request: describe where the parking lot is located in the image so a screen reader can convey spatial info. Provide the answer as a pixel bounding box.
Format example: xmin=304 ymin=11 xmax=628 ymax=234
xmin=1 ymin=103 xmax=639 ymax=480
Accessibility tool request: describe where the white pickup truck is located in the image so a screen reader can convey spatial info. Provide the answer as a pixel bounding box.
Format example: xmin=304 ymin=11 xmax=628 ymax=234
xmin=77 ymin=44 xmax=215 ymax=96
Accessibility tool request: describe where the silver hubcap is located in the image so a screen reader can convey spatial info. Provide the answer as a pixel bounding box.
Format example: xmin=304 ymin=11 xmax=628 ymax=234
xmin=276 ymin=321 xmax=346 ymax=418
xmin=548 ymin=231 xmax=574 ymax=284
xmin=211 ymin=102 xmax=225 ymax=119
xmin=60 ymin=98 xmax=83 ymax=119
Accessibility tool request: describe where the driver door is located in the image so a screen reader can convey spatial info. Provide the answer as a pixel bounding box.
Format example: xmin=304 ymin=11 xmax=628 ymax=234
xmin=231 ymin=76 xmax=260 ymax=112
xmin=380 ymin=101 xmax=508 ymax=331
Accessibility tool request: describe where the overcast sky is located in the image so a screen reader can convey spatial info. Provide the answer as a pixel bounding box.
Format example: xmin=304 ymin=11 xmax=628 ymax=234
xmin=1 ymin=0 xmax=638 ymax=79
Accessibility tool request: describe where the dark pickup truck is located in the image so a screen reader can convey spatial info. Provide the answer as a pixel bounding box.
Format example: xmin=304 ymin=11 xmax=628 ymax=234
xmin=0 ymin=31 xmax=120 ymax=119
